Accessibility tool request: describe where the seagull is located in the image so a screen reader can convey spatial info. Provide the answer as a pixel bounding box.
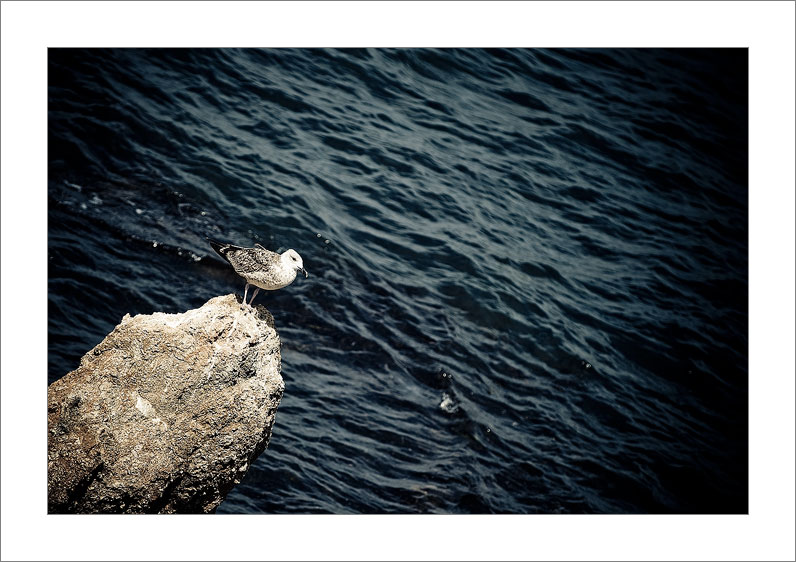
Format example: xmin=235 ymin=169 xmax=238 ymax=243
xmin=208 ymin=238 xmax=308 ymax=306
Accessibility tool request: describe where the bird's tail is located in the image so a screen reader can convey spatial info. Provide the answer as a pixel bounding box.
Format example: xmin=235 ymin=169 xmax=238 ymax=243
xmin=206 ymin=238 xmax=241 ymax=263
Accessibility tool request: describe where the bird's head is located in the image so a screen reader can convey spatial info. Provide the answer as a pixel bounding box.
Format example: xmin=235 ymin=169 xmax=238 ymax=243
xmin=283 ymin=249 xmax=308 ymax=278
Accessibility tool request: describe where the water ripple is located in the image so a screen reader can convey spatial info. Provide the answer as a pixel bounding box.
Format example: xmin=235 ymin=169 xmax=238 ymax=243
xmin=48 ymin=48 xmax=747 ymax=514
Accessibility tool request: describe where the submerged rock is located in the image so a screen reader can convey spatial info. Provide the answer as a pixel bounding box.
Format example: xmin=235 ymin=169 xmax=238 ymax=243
xmin=47 ymin=294 xmax=284 ymax=513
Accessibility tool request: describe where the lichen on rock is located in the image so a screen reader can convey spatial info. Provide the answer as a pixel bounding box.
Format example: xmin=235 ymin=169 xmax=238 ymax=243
xmin=47 ymin=294 xmax=284 ymax=513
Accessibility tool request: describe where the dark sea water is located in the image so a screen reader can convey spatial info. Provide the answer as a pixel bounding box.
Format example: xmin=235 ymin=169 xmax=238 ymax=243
xmin=48 ymin=48 xmax=748 ymax=514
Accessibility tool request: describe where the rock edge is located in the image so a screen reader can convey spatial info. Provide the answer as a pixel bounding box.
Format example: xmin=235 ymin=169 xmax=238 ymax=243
xmin=47 ymin=294 xmax=284 ymax=513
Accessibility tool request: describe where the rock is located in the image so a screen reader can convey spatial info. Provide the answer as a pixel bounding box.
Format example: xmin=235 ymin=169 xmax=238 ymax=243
xmin=47 ymin=294 xmax=284 ymax=513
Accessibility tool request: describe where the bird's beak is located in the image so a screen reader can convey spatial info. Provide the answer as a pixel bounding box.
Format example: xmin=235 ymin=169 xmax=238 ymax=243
xmin=300 ymin=267 xmax=308 ymax=278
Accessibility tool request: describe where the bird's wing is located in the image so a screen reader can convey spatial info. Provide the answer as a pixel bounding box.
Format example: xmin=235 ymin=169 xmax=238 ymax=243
xmin=227 ymin=247 xmax=280 ymax=275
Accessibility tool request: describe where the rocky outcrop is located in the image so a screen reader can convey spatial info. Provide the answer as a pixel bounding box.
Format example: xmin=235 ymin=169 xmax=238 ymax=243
xmin=47 ymin=294 xmax=284 ymax=513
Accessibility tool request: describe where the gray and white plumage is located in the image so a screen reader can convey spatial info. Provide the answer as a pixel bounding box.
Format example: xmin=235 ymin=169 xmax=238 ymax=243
xmin=208 ymin=239 xmax=308 ymax=306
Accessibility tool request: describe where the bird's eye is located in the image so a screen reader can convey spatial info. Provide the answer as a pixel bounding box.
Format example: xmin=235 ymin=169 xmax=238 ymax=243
xmin=292 ymin=256 xmax=297 ymax=261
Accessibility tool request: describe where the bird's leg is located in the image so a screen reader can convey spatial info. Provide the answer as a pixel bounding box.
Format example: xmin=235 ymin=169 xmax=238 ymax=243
xmin=242 ymin=283 xmax=250 ymax=306
xmin=248 ymin=287 xmax=261 ymax=306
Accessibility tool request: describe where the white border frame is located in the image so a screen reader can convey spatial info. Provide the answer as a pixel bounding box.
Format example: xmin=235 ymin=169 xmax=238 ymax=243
xmin=2 ymin=2 xmax=794 ymax=561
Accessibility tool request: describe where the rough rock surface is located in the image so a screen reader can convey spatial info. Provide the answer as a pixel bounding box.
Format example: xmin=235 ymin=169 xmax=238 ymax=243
xmin=47 ymin=294 xmax=284 ymax=513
